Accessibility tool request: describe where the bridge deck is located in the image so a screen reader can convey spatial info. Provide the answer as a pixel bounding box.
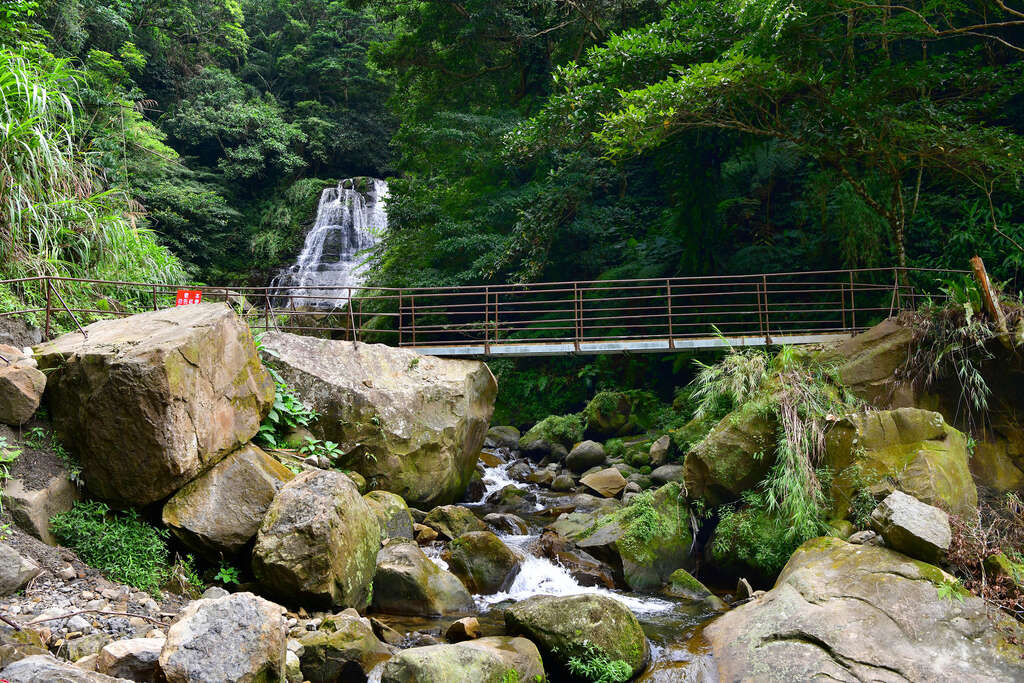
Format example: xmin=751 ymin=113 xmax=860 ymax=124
xmin=406 ymin=332 xmax=854 ymax=357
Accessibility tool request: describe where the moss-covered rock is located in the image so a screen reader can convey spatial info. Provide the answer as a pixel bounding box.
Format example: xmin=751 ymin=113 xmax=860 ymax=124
xmin=252 ymin=470 xmax=380 ymax=609
xmin=422 ymin=505 xmax=487 ymax=540
xmin=663 ymin=568 xmax=728 ymax=610
xmin=504 ymin=594 xmax=649 ymax=679
xmin=709 ymin=505 xmax=802 ymax=585
xmin=298 ymin=614 xmax=394 ymax=682
xmin=683 ymin=406 xmax=777 ymax=506
xmin=371 ymin=541 xmax=474 ymax=617
xmin=705 ymin=537 xmax=1024 ymax=681
xmin=518 ymin=413 xmax=585 ymax=451
xmin=584 ymin=390 xmax=663 ymax=439
xmin=825 ymin=408 xmax=977 ymax=518
xmin=364 ymin=490 xmax=415 ymax=542
xmin=443 ymin=531 xmax=521 ymax=595
xmin=381 ymin=637 xmax=543 ymax=683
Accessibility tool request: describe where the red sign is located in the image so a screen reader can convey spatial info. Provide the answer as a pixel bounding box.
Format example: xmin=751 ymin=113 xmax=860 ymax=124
xmin=176 ymin=289 xmax=203 ymax=306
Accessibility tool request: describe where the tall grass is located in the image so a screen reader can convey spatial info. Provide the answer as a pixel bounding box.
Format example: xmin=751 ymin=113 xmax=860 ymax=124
xmin=0 ymin=49 xmax=184 ymax=316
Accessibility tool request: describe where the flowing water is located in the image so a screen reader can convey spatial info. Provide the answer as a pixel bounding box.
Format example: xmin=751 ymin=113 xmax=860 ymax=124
xmin=377 ymin=450 xmax=721 ymax=681
xmin=272 ymin=177 xmax=388 ymax=310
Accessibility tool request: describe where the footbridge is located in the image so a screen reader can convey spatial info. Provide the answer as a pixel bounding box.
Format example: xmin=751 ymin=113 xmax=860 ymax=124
xmin=3 ymin=267 xmax=962 ymax=357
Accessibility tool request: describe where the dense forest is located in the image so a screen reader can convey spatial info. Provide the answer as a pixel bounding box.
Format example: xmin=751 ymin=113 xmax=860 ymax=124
xmin=1 ymin=0 xmax=1023 ymax=418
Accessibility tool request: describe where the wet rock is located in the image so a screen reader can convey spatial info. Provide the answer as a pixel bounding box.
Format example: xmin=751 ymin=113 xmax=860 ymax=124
xmin=443 ymin=531 xmax=521 ymax=595
xmin=2 ymin=472 xmax=79 ymax=545
xmin=525 ymin=470 xmax=554 ymax=487
xmin=413 ymin=524 xmax=437 ymax=545
xmin=550 ymin=473 xmax=575 ymax=492
xmin=650 ymin=464 xmax=684 ymax=485
xmin=483 ymin=485 xmax=535 ymax=513
xmin=253 ymin=470 xmax=380 ymax=609
xmin=445 ymin=617 xmax=481 ymax=643
xmin=477 ymin=451 xmax=505 ymax=468
xmin=297 ymin=613 xmax=394 ymax=682
xmin=662 ymin=569 xmax=728 ymax=610
xmin=0 ymin=344 xmax=45 ymax=426
xmin=705 ymin=536 xmax=1024 ymax=681
xmin=371 ymin=542 xmax=474 ymax=617
xmin=484 ymin=426 xmax=520 ymax=450
xmin=259 ymin=333 xmax=497 ymax=507
xmin=869 ymin=490 xmax=951 ymax=564
xmin=163 ymin=444 xmax=294 ymax=561
xmin=580 ymin=467 xmax=627 ymax=498
xmin=159 ymin=592 xmax=287 ymax=683
xmin=35 ymin=304 xmax=275 ymax=506
xmin=364 ymin=490 xmax=415 ymax=541
xmin=370 ymin=618 xmax=403 ymax=647
xmin=96 ymin=637 xmax=162 ymax=681
xmin=505 ymin=594 xmax=648 ymax=679
xmin=381 ymin=637 xmax=543 ymax=683
xmin=566 ymin=441 xmax=606 ymax=474
xmin=0 ymin=654 xmax=126 ymax=681
xmin=422 ymin=505 xmax=486 ymax=540
xmin=533 ymin=530 xmax=615 ymax=589
xmin=482 ymin=513 xmax=528 ymax=536
xmin=0 ymin=542 xmax=40 ymax=596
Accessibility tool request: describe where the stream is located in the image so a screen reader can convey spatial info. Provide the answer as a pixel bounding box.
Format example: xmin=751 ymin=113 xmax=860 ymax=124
xmin=373 ymin=449 xmax=720 ymax=681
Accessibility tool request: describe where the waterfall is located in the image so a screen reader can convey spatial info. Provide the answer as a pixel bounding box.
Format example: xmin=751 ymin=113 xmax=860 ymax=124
xmin=272 ymin=177 xmax=388 ymax=310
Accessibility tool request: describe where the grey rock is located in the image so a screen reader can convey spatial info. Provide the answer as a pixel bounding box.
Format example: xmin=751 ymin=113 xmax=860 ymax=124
xmin=565 ymin=441 xmax=606 ymax=474
xmin=371 ymin=542 xmax=474 ymax=617
xmin=96 ymin=638 xmax=163 ymax=681
xmin=650 ymin=464 xmax=686 ymax=484
xmin=0 ymin=654 xmax=128 ymax=682
xmin=0 ymin=542 xmax=40 ymax=596
xmin=870 ymin=490 xmax=951 ymax=564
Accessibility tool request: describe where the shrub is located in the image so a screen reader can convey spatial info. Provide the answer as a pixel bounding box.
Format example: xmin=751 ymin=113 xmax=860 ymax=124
xmin=50 ymin=501 xmax=171 ymax=594
xmin=522 ymin=413 xmax=585 ymax=448
xmin=711 ymin=492 xmax=807 ymax=582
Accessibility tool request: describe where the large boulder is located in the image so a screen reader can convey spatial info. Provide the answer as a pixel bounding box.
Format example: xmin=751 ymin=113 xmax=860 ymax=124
xmin=0 ymin=344 xmax=45 ymax=426
xmin=825 ymin=408 xmax=976 ymax=518
xmin=162 ymin=444 xmax=294 ymax=561
xmin=443 ymin=531 xmax=521 ymax=595
xmin=504 ymin=594 xmax=649 ymax=679
xmin=837 ymin=318 xmax=915 ymax=406
xmin=381 ymin=637 xmax=543 ymax=683
xmin=364 ymin=490 xmax=415 ymax=542
xmin=159 ymin=592 xmax=287 ymax=683
xmin=0 ymin=542 xmax=40 ymax=596
xmin=371 ymin=541 xmax=474 ymax=617
xmin=683 ymin=408 xmax=777 ymax=506
xmin=253 ymin=470 xmax=380 ymax=609
xmin=2 ymin=471 xmax=79 ymax=545
xmin=297 ymin=613 xmax=394 ymax=682
xmin=484 ymin=426 xmax=520 ymax=450
xmin=565 ymin=441 xmax=606 ymax=474
xmin=870 ymin=490 xmax=951 ymax=564
xmin=259 ymin=333 xmax=497 ymax=508
xmin=705 ymin=536 xmax=1024 ymax=681
xmin=0 ymin=654 xmax=127 ymax=682
xmin=34 ymin=304 xmax=274 ymax=505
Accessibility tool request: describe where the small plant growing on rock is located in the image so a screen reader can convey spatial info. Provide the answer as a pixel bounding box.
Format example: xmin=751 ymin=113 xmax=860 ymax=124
xmin=565 ymin=642 xmax=631 ymax=683
xmin=298 ymin=437 xmax=342 ymax=461
xmin=215 ymin=563 xmax=241 ymax=585
xmin=257 ymin=368 xmax=317 ymax=448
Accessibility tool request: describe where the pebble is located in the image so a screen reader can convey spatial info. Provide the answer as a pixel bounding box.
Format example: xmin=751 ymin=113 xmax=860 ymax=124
xmin=58 ymin=566 xmax=77 ymax=580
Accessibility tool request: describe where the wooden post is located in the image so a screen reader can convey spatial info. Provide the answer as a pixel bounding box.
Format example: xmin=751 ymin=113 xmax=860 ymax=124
xmin=971 ymin=255 xmax=1012 ymax=349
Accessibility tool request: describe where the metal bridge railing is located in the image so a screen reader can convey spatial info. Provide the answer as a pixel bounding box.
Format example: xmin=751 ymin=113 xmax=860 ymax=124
xmin=0 ymin=267 xmax=966 ymax=354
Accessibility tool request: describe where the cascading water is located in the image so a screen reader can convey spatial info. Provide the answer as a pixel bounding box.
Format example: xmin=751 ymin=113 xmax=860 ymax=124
xmin=272 ymin=177 xmax=388 ymax=309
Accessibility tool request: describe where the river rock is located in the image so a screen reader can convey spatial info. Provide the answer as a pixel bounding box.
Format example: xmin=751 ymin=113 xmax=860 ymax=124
xmin=422 ymin=505 xmax=486 ymax=540
xmin=35 ymin=304 xmax=275 ymax=505
xmin=825 ymin=408 xmax=976 ymax=518
xmin=566 ymin=441 xmax=606 ymax=474
xmin=505 ymin=594 xmax=649 ymax=678
xmin=159 ymin=592 xmax=286 ymax=683
xmin=259 ymin=333 xmax=497 ymax=508
xmin=869 ymin=490 xmax=951 ymax=564
xmin=482 ymin=513 xmax=528 ymax=535
xmin=445 ymin=617 xmax=481 ymax=643
xmin=533 ymin=530 xmax=615 ymax=588
xmin=837 ymin=318 xmax=916 ymax=406
xmin=580 ymin=467 xmax=627 ymax=498
xmin=162 ymin=444 xmax=294 ymax=560
xmin=2 ymin=471 xmax=79 ymax=545
xmin=705 ymin=536 xmax=1024 ymax=681
xmin=364 ymin=490 xmax=415 ymax=541
xmin=0 ymin=542 xmax=40 ymax=596
xmin=0 ymin=344 xmax=45 ymax=426
xmin=297 ymin=613 xmax=394 ymax=682
xmin=650 ymin=464 xmax=685 ymax=485
xmin=0 ymin=654 xmax=127 ymax=681
xmin=371 ymin=541 xmax=474 ymax=617
xmin=253 ymin=470 xmax=380 ymax=609
xmin=484 ymin=426 xmax=520 ymax=450
xmin=662 ymin=568 xmax=728 ymax=609
xmin=443 ymin=531 xmax=521 ymax=594
xmin=381 ymin=637 xmax=543 ymax=683
xmin=96 ymin=637 xmax=163 ymax=681
xmin=683 ymin=408 xmax=777 ymax=506
xmin=649 ymin=435 xmax=671 ymax=467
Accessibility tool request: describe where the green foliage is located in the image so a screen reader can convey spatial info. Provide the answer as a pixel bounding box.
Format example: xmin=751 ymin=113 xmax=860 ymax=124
xmin=256 ymin=368 xmax=317 ymax=448
xmin=298 ymin=437 xmax=341 ymax=461
xmin=712 ymin=492 xmax=805 ymax=579
xmin=937 ymin=577 xmax=968 ymax=603
xmin=169 ymin=554 xmax=204 ymax=597
xmin=524 ymin=414 xmax=585 ymax=448
xmin=50 ymin=501 xmax=170 ymax=594
xmin=215 ymin=563 xmax=241 ymax=585
xmin=565 ymin=642 xmax=632 ymax=683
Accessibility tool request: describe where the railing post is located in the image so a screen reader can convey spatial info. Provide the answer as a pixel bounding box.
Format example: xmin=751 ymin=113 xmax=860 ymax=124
xmin=411 ymin=295 xmax=417 ymax=346
xmin=263 ymin=291 xmax=271 ymax=333
xmin=573 ymin=283 xmax=581 ymax=352
xmin=398 ymin=290 xmax=404 ymax=347
xmin=44 ymin=278 xmax=52 ymax=340
xmin=152 ymin=285 xmax=158 ymax=311
xmin=849 ymin=271 xmax=856 ymax=335
xmin=484 ymin=287 xmax=490 ymax=355
xmin=348 ymin=288 xmax=358 ymax=343
xmin=666 ymin=279 xmax=675 ymax=349
xmin=762 ymin=274 xmax=771 ymax=345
